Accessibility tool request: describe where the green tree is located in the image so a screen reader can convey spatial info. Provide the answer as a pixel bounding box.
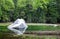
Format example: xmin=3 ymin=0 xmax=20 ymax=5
xmin=56 ymin=0 xmax=60 ymax=23
xmin=0 ymin=0 xmax=14 ymax=22
xmin=46 ymin=0 xmax=59 ymax=23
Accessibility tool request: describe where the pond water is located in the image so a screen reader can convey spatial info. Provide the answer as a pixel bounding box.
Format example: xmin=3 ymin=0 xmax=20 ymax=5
xmin=0 ymin=33 xmax=60 ymax=39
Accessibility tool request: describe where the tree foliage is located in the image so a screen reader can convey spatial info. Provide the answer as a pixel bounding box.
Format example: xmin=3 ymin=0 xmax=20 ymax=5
xmin=0 ymin=0 xmax=60 ymax=23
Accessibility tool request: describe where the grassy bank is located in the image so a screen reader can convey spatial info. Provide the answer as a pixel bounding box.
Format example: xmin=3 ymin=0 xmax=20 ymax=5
xmin=0 ymin=25 xmax=60 ymax=32
xmin=0 ymin=23 xmax=60 ymax=32
xmin=0 ymin=23 xmax=60 ymax=39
